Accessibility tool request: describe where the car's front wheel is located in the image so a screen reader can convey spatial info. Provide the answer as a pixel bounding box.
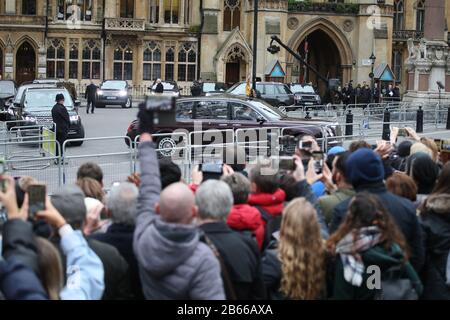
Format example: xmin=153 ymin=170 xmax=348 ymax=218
xmin=122 ymin=98 xmax=132 ymax=109
xmin=70 ymin=125 xmax=85 ymax=146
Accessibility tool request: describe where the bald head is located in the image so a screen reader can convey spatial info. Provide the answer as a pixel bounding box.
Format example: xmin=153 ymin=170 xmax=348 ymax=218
xmin=158 ymin=183 xmax=196 ymax=224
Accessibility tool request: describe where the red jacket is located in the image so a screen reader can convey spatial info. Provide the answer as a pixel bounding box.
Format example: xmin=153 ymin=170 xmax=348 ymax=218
xmin=248 ymin=189 xmax=286 ymax=217
xmin=227 ymin=204 xmax=265 ymax=250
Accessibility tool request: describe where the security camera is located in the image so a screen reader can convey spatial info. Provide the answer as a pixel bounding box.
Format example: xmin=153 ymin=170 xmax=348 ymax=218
xmin=437 ymin=81 xmax=445 ymax=90
xmin=267 ymin=45 xmax=280 ymax=54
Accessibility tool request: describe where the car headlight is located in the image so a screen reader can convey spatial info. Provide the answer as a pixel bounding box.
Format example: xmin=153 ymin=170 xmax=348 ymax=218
xmin=97 ymin=90 xmax=104 ymax=96
xmin=7 ymin=108 xmax=14 ymax=115
xmin=316 ymin=96 xmax=321 ymax=101
xmin=119 ymin=90 xmax=127 ymax=96
xmin=70 ymin=115 xmax=80 ymax=122
xmin=24 ymin=116 xmax=37 ymax=122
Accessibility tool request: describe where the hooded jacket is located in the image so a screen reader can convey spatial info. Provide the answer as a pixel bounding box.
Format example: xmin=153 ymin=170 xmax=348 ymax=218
xmin=248 ymin=189 xmax=286 ymax=216
xmin=227 ymin=204 xmax=265 ymax=250
xmin=420 ymin=194 xmax=450 ymax=300
xmin=133 ymin=141 xmax=225 ymax=300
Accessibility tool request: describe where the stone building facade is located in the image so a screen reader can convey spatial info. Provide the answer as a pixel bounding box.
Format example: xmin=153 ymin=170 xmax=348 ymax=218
xmin=1 ymin=0 xmax=450 ymax=96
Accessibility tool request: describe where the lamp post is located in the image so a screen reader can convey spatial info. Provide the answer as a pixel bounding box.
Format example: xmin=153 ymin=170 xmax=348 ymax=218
xmin=369 ymin=52 xmax=376 ymax=103
xmin=252 ymin=0 xmax=258 ymax=90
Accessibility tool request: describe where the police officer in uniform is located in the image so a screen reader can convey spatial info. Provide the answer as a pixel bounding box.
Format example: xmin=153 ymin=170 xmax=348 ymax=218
xmin=52 ymin=93 xmax=70 ymax=159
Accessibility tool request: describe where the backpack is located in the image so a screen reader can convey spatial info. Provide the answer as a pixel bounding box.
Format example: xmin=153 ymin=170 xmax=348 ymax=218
xmin=375 ymin=265 xmax=419 ymax=300
xmin=255 ymin=206 xmax=282 ymax=251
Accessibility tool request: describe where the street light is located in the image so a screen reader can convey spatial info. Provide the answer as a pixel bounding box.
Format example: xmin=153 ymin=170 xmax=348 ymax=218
xmin=369 ymin=52 xmax=376 ymax=103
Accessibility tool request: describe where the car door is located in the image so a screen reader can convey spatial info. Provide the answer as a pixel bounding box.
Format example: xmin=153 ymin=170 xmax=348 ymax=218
xmin=194 ymin=100 xmax=231 ymax=130
xmin=261 ymin=84 xmax=278 ymax=106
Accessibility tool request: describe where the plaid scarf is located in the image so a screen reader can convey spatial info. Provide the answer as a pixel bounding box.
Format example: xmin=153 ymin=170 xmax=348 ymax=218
xmin=335 ymin=226 xmax=383 ymax=287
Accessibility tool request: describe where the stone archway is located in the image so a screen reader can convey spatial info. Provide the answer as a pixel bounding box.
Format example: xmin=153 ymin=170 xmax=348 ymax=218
xmin=287 ymin=18 xmax=353 ymax=92
xmin=224 ymin=43 xmax=249 ymax=86
xmin=15 ymin=41 xmax=36 ymax=84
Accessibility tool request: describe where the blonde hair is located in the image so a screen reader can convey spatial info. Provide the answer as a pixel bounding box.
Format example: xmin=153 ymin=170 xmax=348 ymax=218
xmin=420 ymin=138 xmax=439 ymax=162
xmin=279 ymin=198 xmax=325 ymax=300
xmin=36 ymin=237 xmax=64 ymax=300
xmin=410 ymin=142 xmax=433 ymax=159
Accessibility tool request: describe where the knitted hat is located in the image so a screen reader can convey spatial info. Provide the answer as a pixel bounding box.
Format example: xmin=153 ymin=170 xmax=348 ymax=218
xmin=346 ymin=148 xmax=385 ymax=187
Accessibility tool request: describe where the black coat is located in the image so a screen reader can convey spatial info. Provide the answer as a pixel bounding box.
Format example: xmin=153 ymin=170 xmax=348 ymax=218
xmin=51 ymin=103 xmax=70 ymax=136
xmin=199 ymin=222 xmax=267 ymax=300
xmin=90 ymin=224 xmax=144 ymax=300
xmin=261 ymin=248 xmax=285 ymax=300
xmin=85 ymin=83 xmax=98 ymax=101
xmin=330 ymin=183 xmax=425 ymax=273
xmin=420 ymin=194 xmax=450 ymax=300
xmin=86 ymin=238 xmax=132 ymax=300
xmin=155 ymin=83 xmax=164 ymax=93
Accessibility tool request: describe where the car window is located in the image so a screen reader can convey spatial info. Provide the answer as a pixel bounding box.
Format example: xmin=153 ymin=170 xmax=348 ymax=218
xmin=228 ymin=83 xmax=246 ymax=95
xmin=176 ymin=101 xmax=194 ymax=120
xmin=195 ymin=101 xmax=228 ymax=120
xmin=0 ymin=82 xmax=15 ymax=95
xmin=152 ymin=82 xmax=177 ymax=91
xmin=231 ymin=102 xmax=260 ymax=121
xmin=24 ymin=90 xmax=73 ymax=110
xmin=290 ymin=84 xmax=315 ymax=94
xmin=277 ymin=85 xmax=292 ymax=95
xmin=264 ymin=84 xmax=277 ymax=95
xmin=101 ymin=81 xmax=127 ymax=90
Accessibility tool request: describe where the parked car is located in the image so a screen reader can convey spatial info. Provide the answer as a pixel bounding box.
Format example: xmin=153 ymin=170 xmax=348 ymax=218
xmin=149 ymin=81 xmax=180 ymax=97
xmin=202 ymin=82 xmax=228 ymax=96
xmin=96 ymin=80 xmax=132 ymax=108
xmin=226 ymin=81 xmax=295 ymax=108
xmin=32 ymin=79 xmax=77 ymax=101
xmin=0 ymin=80 xmax=17 ymax=120
xmin=290 ymin=83 xmax=321 ymax=108
xmin=8 ymin=87 xmax=85 ymax=145
xmin=125 ymin=95 xmax=340 ymax=154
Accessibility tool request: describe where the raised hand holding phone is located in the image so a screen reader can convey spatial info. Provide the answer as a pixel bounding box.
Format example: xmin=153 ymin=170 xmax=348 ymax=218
xmin=35 ymin=197 xmax=67 ymax=229
xmin=0 ymin=175 xmax=22 ymax=220
xmin=28 ymin=184 xmax=46 ymax=219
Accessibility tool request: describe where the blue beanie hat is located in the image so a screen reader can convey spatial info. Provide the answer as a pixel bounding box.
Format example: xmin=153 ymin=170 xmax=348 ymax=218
xmin=346 ymin=148 xmax=385 ymax=187
xmin=328 ymin=146 xmax=346 ymax=156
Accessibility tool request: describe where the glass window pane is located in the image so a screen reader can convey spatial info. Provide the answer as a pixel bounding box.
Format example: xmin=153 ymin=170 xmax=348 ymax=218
xmin=56 ymin=61 xmax=65 ymax=78
xmin=144 ymin=49 xmax=152 ymax=61
xmin=187 ymin=64 xmax=196 ymax=82
xmin=69 ymin=61 xmax=78 ymax=79
xmin=47 ymin=47 xmax=55 ymax=59
xmin=124 ymin=63 xmax=133 ymax=80
xmin=82 ymin=47 xmax=90 ymax=60
xmin=124 ymin=48 xmax=133 ymax=61
xmin=166 ymin=49 xmax=174 ymax=62
xmin=188 ymin=50 xmax=196 ymax=63
xmin=92 ymin=47 xmax=101 ymax=60
xmin=178 ymin=64 xmax=186 ymax=82
xmin=178 ymin=50 xmax=186 ymax=62
xmin=143 ymin=64 xmax=152 ymax=80
xmin=223 ymin=8 xmax=231 ymax=31
xmin=152 ymin=64 xmax=161 ymax=80
xmin=82 ymin=62 xmax=90 ymax=79
xmin=195 ymin=101 xmax=228 ymax=120
xmin=172 ymin=0 xmax=179 ymax=24
xmin=69 ymin=47 xmax=78 ymax=60
xmin=165 ymin=64 xmax=174 ymax=81
xmin=92 ymin=62 xmax=100 ymax=79
xmin=57 ymin=47 xmax=65 ymax=59
xmin=47 ymin=61 xmax=55 ymax=78
xmin=176 ymin=101 xmax=193 ymax=119
xmin=153 ymin=49 xmax=161 ymax=61
xmin=114 ymin=63 xmax=122 ymax=80
xmin=114 ymin=48 xmax=122 ymax=61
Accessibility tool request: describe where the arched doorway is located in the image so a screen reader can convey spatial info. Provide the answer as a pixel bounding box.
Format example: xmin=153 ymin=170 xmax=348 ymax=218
xmin=225 ymin=44 xmax=248 ymax=87
xmin=16 ymin=42 xmax=36 ymax=84
xmin=297 ymin=30 xmax=342 ymax=96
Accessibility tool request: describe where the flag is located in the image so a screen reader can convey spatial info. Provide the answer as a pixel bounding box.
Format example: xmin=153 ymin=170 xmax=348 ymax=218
xmin=245 ymin=76 xmax=251 ymax=97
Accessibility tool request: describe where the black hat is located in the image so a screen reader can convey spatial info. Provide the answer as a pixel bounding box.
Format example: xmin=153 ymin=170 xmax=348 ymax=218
xmin=55 ymin=93 xmax=65 ymax=102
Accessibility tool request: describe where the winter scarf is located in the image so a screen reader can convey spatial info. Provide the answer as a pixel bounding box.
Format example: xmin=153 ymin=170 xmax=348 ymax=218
xmin=335 ymin=226 xmax=383 ymax=287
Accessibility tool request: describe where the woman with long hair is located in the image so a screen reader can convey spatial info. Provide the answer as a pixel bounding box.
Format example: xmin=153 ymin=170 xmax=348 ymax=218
xmin=35 ymin=237 xmax=64 ymax=300
xmin=262 ymin=198 xmax=326 ymax=300
xmin=420 ymin=162 xmax=450 ymax=299
xmin=327 ymin=192 xmax=422 ymax=299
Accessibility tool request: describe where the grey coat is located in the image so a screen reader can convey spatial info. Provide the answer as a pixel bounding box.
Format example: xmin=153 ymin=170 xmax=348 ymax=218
xmin=133 ymin=141 xmax=225 ymax=300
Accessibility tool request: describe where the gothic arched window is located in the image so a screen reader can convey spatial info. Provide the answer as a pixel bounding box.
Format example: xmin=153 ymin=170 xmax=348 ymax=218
xmin=393 ymin=0 xmax=404 ymax=31
xmin=114 ymin=41 xmax=133 ymax=80
xmin=223 ymin=0 xmax=241 ymax=31
xmin=416 ymin=0 xmax=425 ymax=32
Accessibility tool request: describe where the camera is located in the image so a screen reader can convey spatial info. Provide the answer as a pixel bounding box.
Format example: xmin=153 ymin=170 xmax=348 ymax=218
xmin=199 ymin=162 xmax=224 ymax=181
xmin=435 ymin=139 xmax=450 ymax=153
xmin=141 ymin=96 xmax=176 ymax=127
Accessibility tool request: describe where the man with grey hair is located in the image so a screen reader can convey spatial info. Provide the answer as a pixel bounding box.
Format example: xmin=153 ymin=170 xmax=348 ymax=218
xmin=196 ymin=180 xmax=267 ymax=300
xmin=49 ymin=185 xmax=132 ymax=300
xmin=91 ymin=182 xmax=143 ymax=299
xmin=133 ymin=113 xmax=225 ymax=300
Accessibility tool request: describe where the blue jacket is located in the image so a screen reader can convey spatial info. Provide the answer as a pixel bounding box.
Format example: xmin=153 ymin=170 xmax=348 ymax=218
xmin=0 ymin=257 xmax=48 ymax=300
xmin=59 ymin=226 xmax=105 ymax=300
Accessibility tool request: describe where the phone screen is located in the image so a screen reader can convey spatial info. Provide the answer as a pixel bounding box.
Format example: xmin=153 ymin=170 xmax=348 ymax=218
xmin=299 ymin=141 xmax=312 ymax=150
xmin=28 ymin=184 xmax=46 ymax=219
xmin=398 ymin=128 xmax=407 ymax=137
xmin=279 ymin=157 xmax=296 ymax=171
xmin=312 ymin=152 xmax=324 ymax=174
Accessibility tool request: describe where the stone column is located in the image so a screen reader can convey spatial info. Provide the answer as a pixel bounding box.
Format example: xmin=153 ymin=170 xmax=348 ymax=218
xmin=424 ymin=0 xmax=446 ymax=41
xmin=159 ymin=0 xmax=164 ymax=25
xmin=179 ymin=0 xmax=185 ymax=26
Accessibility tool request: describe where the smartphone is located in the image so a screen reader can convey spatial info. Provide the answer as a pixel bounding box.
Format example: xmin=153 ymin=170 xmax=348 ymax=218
xmin=28 ymin=184 xmax=46 ymax=219
xmin=299 ymin=140 xmax=313 ymax=150
xmin=199 ymin=162 xmax=224 ymax=181
xmin=312 ymin=152 xmax=324 ymax=174
xmin=279 ymin=157 xmax=296 ymax=171
xmin=398 ymin=128 xmax=407 ymax=137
